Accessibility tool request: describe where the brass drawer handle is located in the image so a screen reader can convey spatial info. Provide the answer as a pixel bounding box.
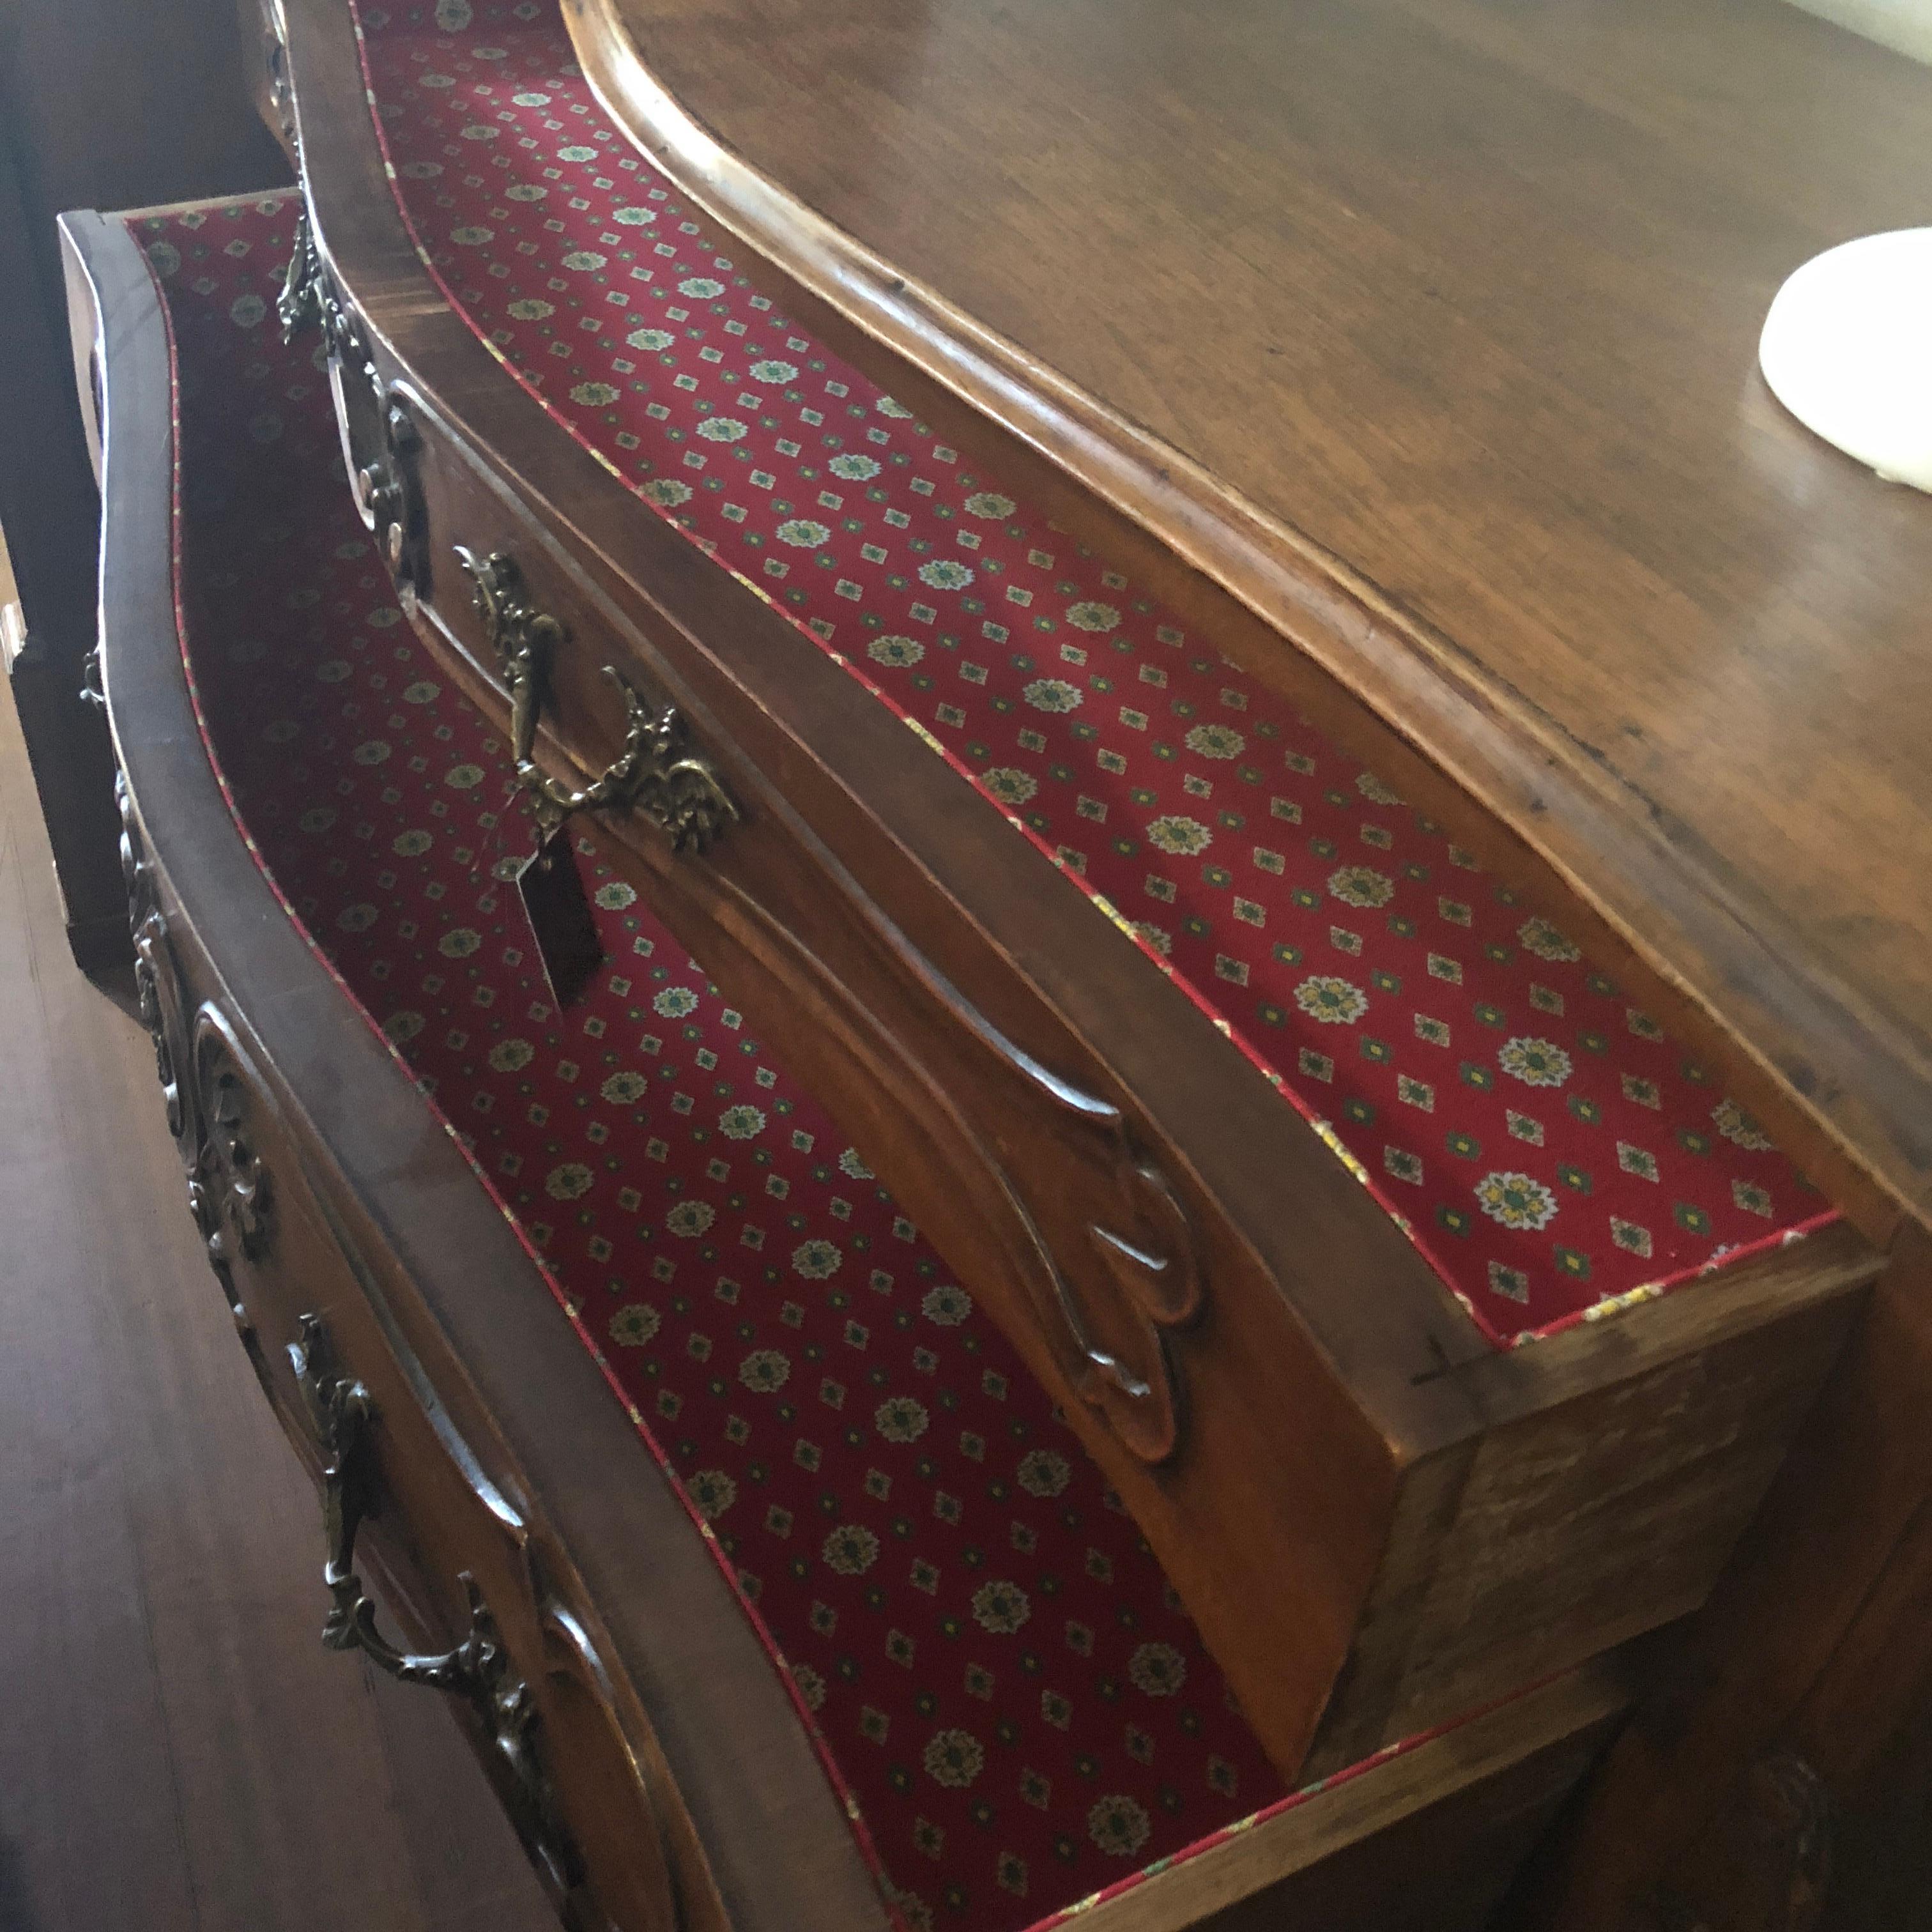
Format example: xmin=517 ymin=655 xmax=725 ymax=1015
xmin=290 ymin=1312 xmax=502 ymax=1686
xmin=288 ymin=1313 xmax=581 ymax=1891
xmin=282 ymin=197 xmax=735 ymax=853
xmin=277 ymin=200 xmax=320 ymax=345
xmin=454 ymin=544 xmax=739 ymax=851
xmin=256 ymin=0 xmax=295 ymax=149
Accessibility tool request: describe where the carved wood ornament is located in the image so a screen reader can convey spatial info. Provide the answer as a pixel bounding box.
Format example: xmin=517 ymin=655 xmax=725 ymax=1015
xmin=894 ymin=947 xmax=1207 ymax=1466
xmin=121 ymin=775 xmax=270 ymax=1344
xmin=987 ymin=1022 xmax=1204 ymax=1466
xmin=280 ymin=199 xmax=429 ymax=602
xmin=289 ymin=1311 xmax=589 ymax=1909
xmin=188 ymin=1009 xmax=273 ymax=1324
xmin=119 ymin=772 xmax=195 ymax=1147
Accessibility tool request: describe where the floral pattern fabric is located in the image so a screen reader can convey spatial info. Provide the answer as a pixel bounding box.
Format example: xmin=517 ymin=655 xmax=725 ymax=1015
xmin=346 ymin=0 xmax=1833 ymax=1346
xmin=142 ymin=193 xmax=1291 ymax=1932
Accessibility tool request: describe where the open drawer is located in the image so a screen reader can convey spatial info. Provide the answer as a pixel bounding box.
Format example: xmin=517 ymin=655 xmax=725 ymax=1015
xmin=67 ymin=188 xmax=1640 ymax=1932
xmin=223 ymin=0 xmax=1887 ymax=1786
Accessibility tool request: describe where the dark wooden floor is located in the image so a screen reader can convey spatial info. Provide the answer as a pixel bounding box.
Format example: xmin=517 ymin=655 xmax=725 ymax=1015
xmin=0 ymin=664 xmax=553 ymax=1931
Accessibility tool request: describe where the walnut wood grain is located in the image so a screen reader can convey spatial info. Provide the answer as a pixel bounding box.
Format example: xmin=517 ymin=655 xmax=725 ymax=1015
xmin=1518 ymin=1221 xmax=1932 ymax=1930
xmin=1310 ymin=1220 xmax=1874 ymax=1773
xmin=270 ymin=0 xmax=1455 ymax=1777
xmin=1057 ymin=1660 xmax=1630 ymax=1932
xmin=249 ymin=0 xmax=1932 ymax=1912
xmin=565 ymin=0 xmax=1932 ymax=1242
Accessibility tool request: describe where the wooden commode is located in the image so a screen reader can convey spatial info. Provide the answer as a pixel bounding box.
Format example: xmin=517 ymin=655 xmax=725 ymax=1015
xmin=42 ymin=0 xmax=1932 ymax=1925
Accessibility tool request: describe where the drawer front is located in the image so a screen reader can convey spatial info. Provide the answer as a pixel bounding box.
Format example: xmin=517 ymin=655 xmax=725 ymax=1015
xmin=118 ymin=772 xmax=708 ymax=1932
xmin=291 ymin=241 xmax=1422 ymax=1758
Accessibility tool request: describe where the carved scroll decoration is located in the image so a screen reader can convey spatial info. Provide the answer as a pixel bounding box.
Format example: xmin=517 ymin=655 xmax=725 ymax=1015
xmin=117 ymin=779 xmax=270 ymax=1346
xmin=456 ymin=545 xmax=739 ymax=850
xmin=118 ymin=774 xmax=195 ymax=1148
xmin=896 ymin=951 xmax=1204 ymax=1466
xmin=280 ymin=204 xmax=428 ymax=600
xmin=186 ymin=1010 xmax=275 ymax=1339
xmin=288 ymin=1311 xmax=586 ymax=1905
xmin=191 ymin=1015 xmax=273 ymax=1279
xmin=988 ymin=1022 xmax=1203 ymax=1466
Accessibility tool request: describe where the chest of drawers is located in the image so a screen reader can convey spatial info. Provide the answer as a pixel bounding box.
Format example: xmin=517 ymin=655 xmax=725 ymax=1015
xmin=53 ymin=0 xmax=1932 ymax=1921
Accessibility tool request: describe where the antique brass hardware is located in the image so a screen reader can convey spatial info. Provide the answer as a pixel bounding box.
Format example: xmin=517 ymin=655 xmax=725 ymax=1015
xmin=277 ymin=199 xmax=328 ymax=348
xmin=118 ymin=773 xmax=192 ymax=1149
xmin=282 ymin=199 xmax=731 ymax=852
xmin=454 ymin=544 xmax=739 ymax=850
xmin=291 ymin=1308 xmax=489 ymax=1684
xmin=288 ymin=1312 xmax=582 ymax=1891
xmin=256 ymin=0 xmax=295 ymax=150
xmin=281 ymin=204 xmax=427 ymax=599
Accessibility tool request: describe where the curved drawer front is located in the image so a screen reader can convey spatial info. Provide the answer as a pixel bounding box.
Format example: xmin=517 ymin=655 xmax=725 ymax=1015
xmin=74 ymin=185 xmax=1657 ymax=1932
xmin=295 ymin=0 xmax=1845 ymax=1347
xmin=117 ymin=781 xmax=696 ymax=1932
xmin=284 ymin=226 xmax=1413 ymax=1767
xmin=249 ymin=0 xmax=1892 ymax=1782
xmin=294 ymin=240 xmax=1305 ymax=1480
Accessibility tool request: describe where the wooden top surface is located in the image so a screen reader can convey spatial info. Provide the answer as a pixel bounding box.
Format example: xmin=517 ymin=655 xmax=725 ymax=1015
xmin=570 ymin=0 xmax=1932 ymax=1222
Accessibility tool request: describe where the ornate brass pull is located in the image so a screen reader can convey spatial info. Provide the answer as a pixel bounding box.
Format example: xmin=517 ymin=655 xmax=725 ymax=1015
xmin=277 ymin=199 xmax=321 ymax=346
xmin=454 ymin=545 xmax=739 ymax=850
xmin=256 ymin=0 xmax=295 ymax=150
xmin=289 ymin=1321 xmax=498 ymax=1684
xmin=288 ymin=1313 xmax=583 ymax=1892
xmin=289 ymin=1312 xmax=473 ymax=1683
xmin=358 ymin=410 xmax=421 ymax=578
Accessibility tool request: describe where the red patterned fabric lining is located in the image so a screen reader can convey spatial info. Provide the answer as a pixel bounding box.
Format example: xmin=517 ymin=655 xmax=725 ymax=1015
xmin=139 ymin=190 xmax=1326 ymax=1932
xmin=345 ymin=0 xmax=1834 ymax=1346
